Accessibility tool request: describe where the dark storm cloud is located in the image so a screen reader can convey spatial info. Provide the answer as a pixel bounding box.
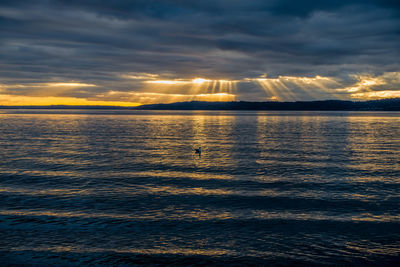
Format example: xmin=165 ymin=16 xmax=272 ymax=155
xmin=0 ymin=0 xmax=399 ymax=100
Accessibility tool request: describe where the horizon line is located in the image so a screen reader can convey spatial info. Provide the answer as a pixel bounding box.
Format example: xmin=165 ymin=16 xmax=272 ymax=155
xmin=0 ymin=98 xmax=399 ymax=108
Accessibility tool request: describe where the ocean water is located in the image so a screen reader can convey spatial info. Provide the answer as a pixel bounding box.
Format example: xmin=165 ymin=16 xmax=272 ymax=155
xmin=0 ymin=110 xmax=399 ymax=266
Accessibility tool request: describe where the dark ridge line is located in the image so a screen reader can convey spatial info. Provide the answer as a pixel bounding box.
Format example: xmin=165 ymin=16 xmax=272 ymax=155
xmin=134 ymin=99 xmax=400 ymax=111
xmin=0 ymin=99 xmax=399 ymax=111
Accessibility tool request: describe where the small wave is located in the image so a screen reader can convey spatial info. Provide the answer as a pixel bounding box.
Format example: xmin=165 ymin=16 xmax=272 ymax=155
xmin=1 ymin=208 xmax=399 ymax=223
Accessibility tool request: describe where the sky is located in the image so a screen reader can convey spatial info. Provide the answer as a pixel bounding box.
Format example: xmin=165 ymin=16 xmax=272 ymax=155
xmin=0 ymin=0 xmax=399 ymax=106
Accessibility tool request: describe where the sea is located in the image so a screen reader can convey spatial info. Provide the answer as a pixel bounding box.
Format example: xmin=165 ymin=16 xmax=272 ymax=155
xmin=0 ymin=110 xmax=399 ymax=266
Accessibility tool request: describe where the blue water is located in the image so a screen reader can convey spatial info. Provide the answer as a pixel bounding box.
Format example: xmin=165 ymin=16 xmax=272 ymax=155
xmin=0 ymin=110 xmax=399 ymax=265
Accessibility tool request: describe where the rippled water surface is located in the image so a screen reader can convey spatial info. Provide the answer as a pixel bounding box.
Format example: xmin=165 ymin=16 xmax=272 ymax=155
xmin=0 ymin=110 xmax=399 ymax=265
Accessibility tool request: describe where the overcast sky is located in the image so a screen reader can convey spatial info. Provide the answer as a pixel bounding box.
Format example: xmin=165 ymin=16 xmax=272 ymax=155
xmin=0 ymin=0 xmax=399 ymax=105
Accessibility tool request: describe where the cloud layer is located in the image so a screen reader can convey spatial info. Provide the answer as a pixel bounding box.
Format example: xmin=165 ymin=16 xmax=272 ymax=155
xmin=0 ymin=0 xmax=399 ymax=104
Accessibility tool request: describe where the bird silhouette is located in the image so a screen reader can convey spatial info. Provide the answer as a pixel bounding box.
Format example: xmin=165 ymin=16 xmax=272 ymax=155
xmin=195 ymin=146 xmax=202 ymax=156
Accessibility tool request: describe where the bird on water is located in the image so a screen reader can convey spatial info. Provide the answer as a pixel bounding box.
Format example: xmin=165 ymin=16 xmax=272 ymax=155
xmin=195 ymin=147 xmax=202 ymax=155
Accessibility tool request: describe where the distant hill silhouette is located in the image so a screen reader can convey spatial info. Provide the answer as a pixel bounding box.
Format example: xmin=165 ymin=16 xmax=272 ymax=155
xmin=1 ymin=99 xmax=399 ymax=111
xmin=135 ymin=99 xmax=400 ymax=111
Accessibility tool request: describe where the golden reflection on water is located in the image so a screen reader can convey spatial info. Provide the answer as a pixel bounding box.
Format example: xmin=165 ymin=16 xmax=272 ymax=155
xmin=6 ymin=112 xmax=398 ymax=178
xmin=1 ymin=111 xmax=399 ymax=265
xmin=0 ymin=187 xmax=92 ymax=197
xmin=343 ymin=116 xmax=400 ymax=186
xmin=0 ymin=183 xmax=382 ymax=201
xmin=9 ymin=245 xmax=231 ymax=256
xmin=132 ymin=170 xmax=235 ymax=180
xmin=1 ymin=208 xmax=399 ymax=223
xmin=345 ymin=241 xmax=400 ymax=256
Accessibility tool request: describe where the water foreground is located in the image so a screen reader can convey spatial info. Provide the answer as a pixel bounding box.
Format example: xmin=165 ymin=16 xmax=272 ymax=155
xmin=0 ymin=110 xmax=399 ymax=265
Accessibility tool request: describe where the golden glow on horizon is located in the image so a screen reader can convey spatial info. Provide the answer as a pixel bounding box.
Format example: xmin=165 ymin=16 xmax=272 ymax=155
xmin=351 ymin=90 xmax=400 ymax=99
xmin=0 ymin=94 xmax=140 ymax=106
xmin=145 ymin=78 xmax=213 ymax=85
xmin=140 ymin=77 xmax=237 ymax=103
xmin=192 ymin=78 xmax=211 ymax=84
xmin=335 ymin=73 xmax=400 ymax=99
xmin=145 ymin=80 xmax=188 ymax=85
xmin=339 ymin=75 xmax=386 ymax=93
xmin=43 ymin=83 xmax=97 ymax=87
xmin=1 ymin=72 xmax=398 ymax=105
xmin=249 ymin=75 xmax=340 ymax=101
xmin=93 ymin=91 xmax=235 ymax=104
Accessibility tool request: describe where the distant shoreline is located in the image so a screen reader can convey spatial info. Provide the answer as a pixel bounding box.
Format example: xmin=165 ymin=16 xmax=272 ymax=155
xmin=0 ymin=99 xmax=399 ymax=111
